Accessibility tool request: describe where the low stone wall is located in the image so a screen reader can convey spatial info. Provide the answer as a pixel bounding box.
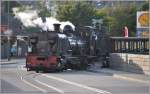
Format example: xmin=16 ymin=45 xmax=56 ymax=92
xmin=110 ymin=53 xmax=150 ymax=75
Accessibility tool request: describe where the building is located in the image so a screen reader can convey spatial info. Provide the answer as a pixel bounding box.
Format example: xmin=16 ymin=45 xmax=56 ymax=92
xmin=1 ymin=1 xmax=28 ymax=59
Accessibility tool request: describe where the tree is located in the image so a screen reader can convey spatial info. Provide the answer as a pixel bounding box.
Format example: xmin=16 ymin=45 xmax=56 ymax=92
xmin=56 ymin=2 xmax=96 ymax=27
xmin=3 ymin=1 xmax=21 ymax=13
xmin=96 ymin=2 xmax=137 ymax=37
xmin=37 ymin=0 xmax=51 ymax=17
xmin=140 ymin=2 xmax=149 ymax=11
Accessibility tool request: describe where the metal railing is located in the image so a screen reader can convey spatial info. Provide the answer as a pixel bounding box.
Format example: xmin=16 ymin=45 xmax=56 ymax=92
xmin=110 ymin=37 xmax=149 ymax=54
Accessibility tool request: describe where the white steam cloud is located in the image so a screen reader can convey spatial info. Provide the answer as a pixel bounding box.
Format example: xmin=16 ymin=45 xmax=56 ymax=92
xmin=13 ymin=8 xmax=75 ymax=32
xmin=14 ymin=10 xmax=38 ymax=27
xmin=60 ymin=21 xmax=75 ymax=31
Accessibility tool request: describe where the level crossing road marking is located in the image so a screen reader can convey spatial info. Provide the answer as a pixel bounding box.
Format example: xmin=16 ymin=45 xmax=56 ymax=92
xmin=19 ymin=65 xmax=64 ymax=93
xmin=18 ymin=65 xmax=47 ymax=93
xmin=20 ymin=65 xmax=26 ymax=70
xmin=18 ymin=64 xmax=111 ymax=94
xmin=42 ymin=74 xmax=112 ymax=94
xmin=35 ymin=79 xmax=64 ymax=93
xmin=21 ymin=76 xmax=47 ymax=93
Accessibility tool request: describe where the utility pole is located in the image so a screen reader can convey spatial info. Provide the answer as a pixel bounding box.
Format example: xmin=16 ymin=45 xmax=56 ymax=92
xmin=7 ymin=1 xmax=10 ymax=61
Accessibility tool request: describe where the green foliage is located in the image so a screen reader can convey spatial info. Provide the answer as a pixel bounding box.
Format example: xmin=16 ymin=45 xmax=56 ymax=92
xmin=56 ymin=1 xmax=138 ymax=37
xmin=57 ymin=2 xmax=96 ymax=27
xmin=37 ymin=0 xmax=51 ymax=17
xmin=95 ymin=8 xmax=107 ymax=19
xmin=17 ymin=5 xmax=33 ymax=12
xmin=4 ymin=0 xmax=147 ymax=36
xmin=3 ymin=1 xmax=21 ymax=13
xmin=38 ymin=7 xmax=51 ymax=17
xmin=96 ymin=3 xmax=137 ymax=37
xmin=140 ymin=2 xmax=149 ymax=11
xmin=17 ymin=5 xmax=27 ymax=11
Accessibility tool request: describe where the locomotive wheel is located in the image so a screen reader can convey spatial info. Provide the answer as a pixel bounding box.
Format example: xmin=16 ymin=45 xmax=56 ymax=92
xmin=27 ymin=67 xmax=31 ymax=71
xmin=57 ymin=62 xmax=62 ymax=68
xmin=36 ymin=69 xmax=39 ymax=73
xmin=35 ymin=67 xmax=40 ymax=73
xmin=57 ymin=62 xmax=64 ymax=72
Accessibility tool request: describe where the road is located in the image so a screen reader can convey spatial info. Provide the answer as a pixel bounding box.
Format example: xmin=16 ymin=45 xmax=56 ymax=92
xmin=0 ymin=59 xmax=149 ymax=94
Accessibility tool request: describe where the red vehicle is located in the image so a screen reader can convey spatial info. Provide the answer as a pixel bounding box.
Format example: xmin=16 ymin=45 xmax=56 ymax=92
xmin=26 ymin=24 xmax=68 ymax=72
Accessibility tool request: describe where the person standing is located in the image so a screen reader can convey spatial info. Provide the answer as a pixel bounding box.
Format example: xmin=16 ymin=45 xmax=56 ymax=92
xmin=10 ymin=46 xmax=17 ymax=57
xmin=18 ymin=47 xmax=22 ymax=57
xmin=123 ymin=26 xmax=129 ymax=51
xmin=123 ymin=26 xmax=129 ymax=37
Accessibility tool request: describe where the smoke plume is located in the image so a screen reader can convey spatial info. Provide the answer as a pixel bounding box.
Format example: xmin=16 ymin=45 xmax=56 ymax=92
xmin=13 ymin=8 xmax=75 ymax=32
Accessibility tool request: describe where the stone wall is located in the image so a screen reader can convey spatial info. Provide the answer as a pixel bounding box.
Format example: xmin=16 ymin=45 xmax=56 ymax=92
xmin=110 ymin=53 xmax=150 ymax=75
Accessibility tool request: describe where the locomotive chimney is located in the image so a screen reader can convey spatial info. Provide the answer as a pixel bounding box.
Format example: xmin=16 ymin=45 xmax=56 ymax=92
xmin=53 ymin=23 xmax=61 ymax=32
xmin=41 ymin=17 xmax=46 ymax=23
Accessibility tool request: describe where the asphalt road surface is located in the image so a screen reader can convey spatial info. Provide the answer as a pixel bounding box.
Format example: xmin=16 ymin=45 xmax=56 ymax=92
xmin=0 ymin=59 xmax=149 ymax=94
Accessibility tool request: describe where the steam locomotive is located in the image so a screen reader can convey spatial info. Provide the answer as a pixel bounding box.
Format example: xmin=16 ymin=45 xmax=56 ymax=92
xmin=26 ymin=23 xmax=110 ymax=72
xmin=26 ymin=24 xmax=85 ymax=72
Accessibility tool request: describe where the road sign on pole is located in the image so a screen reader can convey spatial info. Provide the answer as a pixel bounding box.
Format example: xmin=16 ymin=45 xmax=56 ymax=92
xmin=92 ymin=19 xmax=103 ymax=31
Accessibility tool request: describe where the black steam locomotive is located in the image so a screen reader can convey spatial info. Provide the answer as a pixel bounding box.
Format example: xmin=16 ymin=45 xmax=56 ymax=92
xmin=26 ymin=23 xmax=110 ymax=72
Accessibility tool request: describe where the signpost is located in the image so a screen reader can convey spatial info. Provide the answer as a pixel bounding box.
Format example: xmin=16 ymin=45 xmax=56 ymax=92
xmin=92 ymin=19 xmax=103 ymax=31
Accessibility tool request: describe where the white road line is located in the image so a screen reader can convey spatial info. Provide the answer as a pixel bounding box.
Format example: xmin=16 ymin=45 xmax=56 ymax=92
xmin=18 ymin=65 xmax=47 ymax=93
xmin=19 ymin=65 xmax=64 ymax=93
xmin=21 ymin=76 xmax=47 ymax=93
xmin=35 ymin=79 xmax=64 ymax=93
xmin=20 ymin=65 xmax=26 ymax=70
xmin=42 ymin=74 xmax=112 ymax=94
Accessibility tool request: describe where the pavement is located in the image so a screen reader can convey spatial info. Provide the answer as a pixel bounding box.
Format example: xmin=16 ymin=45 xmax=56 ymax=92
xmin=87 ymin=66 xmax=149 ymax=84
xmin=1 ymin=59 xmax=149 ymax=84
xmin=0 ymin=58 xmax=25 ymax=65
